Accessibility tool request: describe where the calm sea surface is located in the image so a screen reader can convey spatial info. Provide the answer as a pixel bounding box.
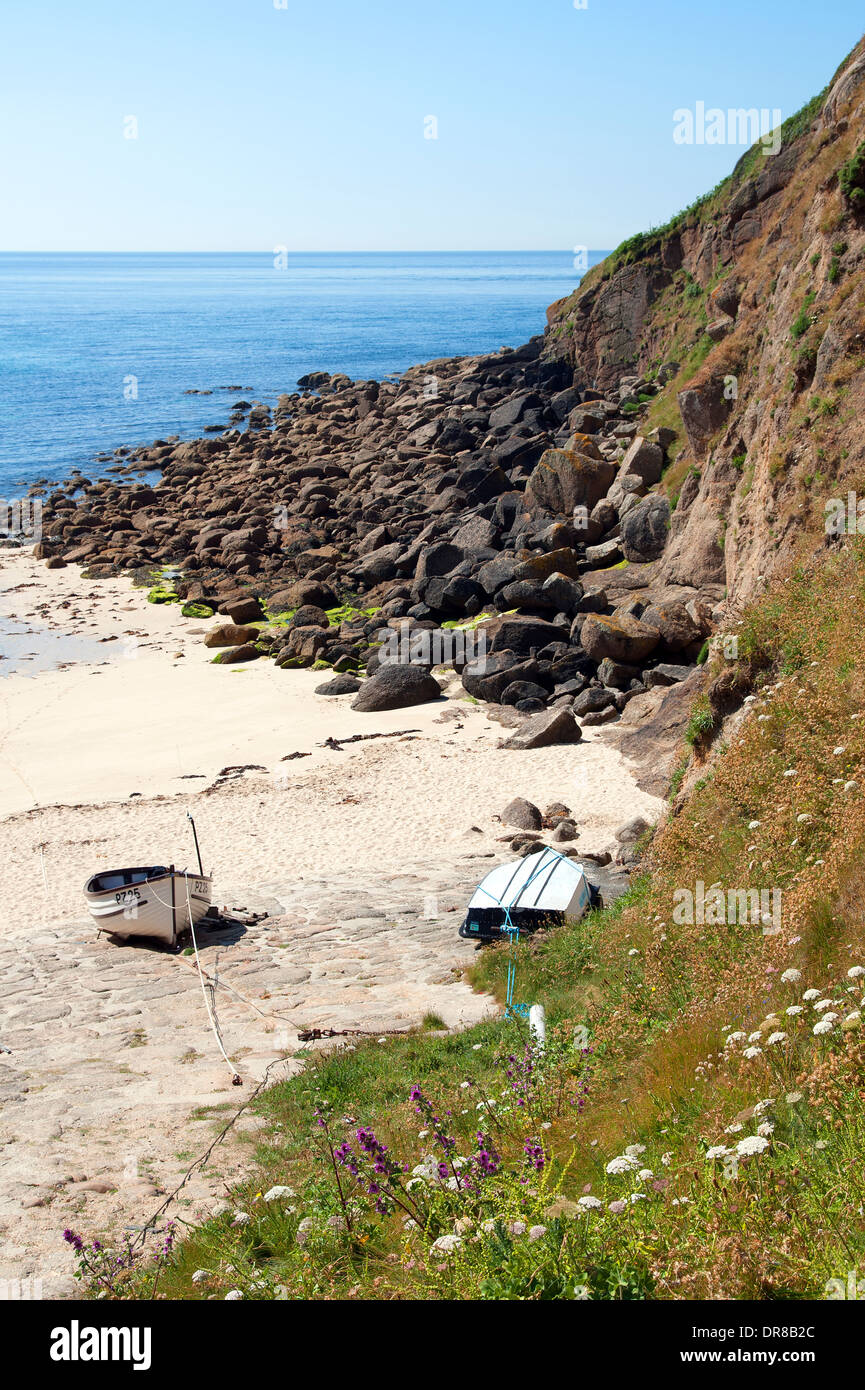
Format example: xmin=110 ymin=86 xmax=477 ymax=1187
xmin=0 ymin=251 xmax=605 ymax=498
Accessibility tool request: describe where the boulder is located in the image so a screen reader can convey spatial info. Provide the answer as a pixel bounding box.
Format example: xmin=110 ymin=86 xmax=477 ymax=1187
xmin=216 ymin=643 xmax=259 ymax=664
xmin=315 ymin=675 xmax=363 ymax=695
xmin=502 ymin=706 xmax=583 ymax=750
xmin=486 ymin=615 xmax=564 ymax=657
xmin=501 ymin=797 xmax=543 ymax=830
xmin=614 ymin=815 xmax=651 ymax=845
xmin=619 ymin=436 xmax=664 ymax=486
xmin=222 ymin=596 xmax=265 ymax=625
xmin=268 ymin=581 xmax=337 ymax=613
xmin=581 ymin=613 xmax=660 ymax=664
xmin=525 ymin=448 xmax=617 ymax=516
xmin=462 ymin=651 xmax=542 ymax=703
xmin=351 ymin=663 xmax=442 ymax=712
xmin=621 ymin=495 xmax=671 ymax=562
xmin=500 ymin=680 xmax=549 ymax=707
xmin=640 ymin=600 xmax=702 ymax=652
xmin=204 ymin=623 xmax=261 ymax=649
xmin=289 ymin=604 xmax=330 ymax=629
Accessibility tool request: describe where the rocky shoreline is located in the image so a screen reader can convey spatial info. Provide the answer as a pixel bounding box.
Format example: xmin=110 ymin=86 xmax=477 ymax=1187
xmin=27 ymin=333 xmax=721 ymax=750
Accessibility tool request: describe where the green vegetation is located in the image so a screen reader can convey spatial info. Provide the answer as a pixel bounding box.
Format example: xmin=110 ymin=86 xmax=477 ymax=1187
xmin=838 ymin=141 xmax=865 ymax=205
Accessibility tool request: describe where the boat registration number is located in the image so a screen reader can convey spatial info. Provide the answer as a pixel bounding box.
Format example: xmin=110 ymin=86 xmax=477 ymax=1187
xmin=193 ymin=880 xmax=207 ymax=895
xmin=114 ymin=888 xmax=141 ymax=905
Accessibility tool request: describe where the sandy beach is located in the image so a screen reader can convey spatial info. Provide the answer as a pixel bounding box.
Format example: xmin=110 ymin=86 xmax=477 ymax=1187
xmin=0 ymin=547 xmax=663 ymax=1295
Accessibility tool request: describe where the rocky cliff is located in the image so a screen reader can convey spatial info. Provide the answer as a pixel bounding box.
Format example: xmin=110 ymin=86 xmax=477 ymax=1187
xmin=546 ymin=37 xmax=865 ymax=607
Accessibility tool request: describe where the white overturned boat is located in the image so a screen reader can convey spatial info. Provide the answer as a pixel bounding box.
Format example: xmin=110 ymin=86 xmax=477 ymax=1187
xmin=459 ymin=846 xmax=599 ymax=943
xmin=84 ymin=817 xmax=213 ymax=946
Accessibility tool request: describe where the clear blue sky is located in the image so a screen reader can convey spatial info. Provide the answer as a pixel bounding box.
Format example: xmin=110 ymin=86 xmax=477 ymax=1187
xmin=1 ymin=0 xmax=861 ymax=252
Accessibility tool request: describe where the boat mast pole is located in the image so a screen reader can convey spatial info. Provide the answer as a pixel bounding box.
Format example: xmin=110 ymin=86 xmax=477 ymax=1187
xmin=187 ymin=813 xmax=204 ymax=876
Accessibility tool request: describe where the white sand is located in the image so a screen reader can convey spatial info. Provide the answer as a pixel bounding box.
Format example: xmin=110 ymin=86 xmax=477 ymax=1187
xmin=0 ymin=548 xmax=663 ymax=931
xmin=0 ymin=548 xmax=664 ymax=1293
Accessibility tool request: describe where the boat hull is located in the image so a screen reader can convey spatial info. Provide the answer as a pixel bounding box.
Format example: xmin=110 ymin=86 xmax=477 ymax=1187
xmin=85 ymin=868 xmax=213 ymax=946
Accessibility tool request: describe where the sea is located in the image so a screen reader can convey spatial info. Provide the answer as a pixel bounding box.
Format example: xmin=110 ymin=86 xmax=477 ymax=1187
xmin=0 ymin=250 xmax=606 ymax=501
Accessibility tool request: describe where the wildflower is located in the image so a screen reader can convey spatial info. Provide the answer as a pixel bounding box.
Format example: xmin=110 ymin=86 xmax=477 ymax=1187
xmin=578 ymin=1195 xmax=603 ymax=1209
xmin=628 ymin=948 xmax=639 ymax=957
xmin=263 ymin=1186 xmax=295 ymax=1203
xmin=472 ymin=1043 xmax=482 ymax=1050
xmin=736 ymin=1136 xmax=770 ymax=1157
xmin=430 ymin=1234 xmax=462 ymax=1255
xmin=637 ymin=1169 xmax=654 ymax=1182
xmin=743 ymin=1046 xmax=762 ymax=1059
xmin=843 ymin=1011 xmax=862 ymax=1030
xmin=813 ymin=1018 xmax=834 ymax=1035
xmin=224 ymin=1290 xmax=243 ymax=1301
xmin=813 ymin=999 xmax=834 ymax=1012
xmin=785 ymin=1005 xmax=803 ymax=1016
xmin=747 ymin=1031 xmax=763 ymax=1043
xmin=725 ymin=1031 xmax=746 ymax=1046
xmin=848 ymin=966 xmax=865 ymax=980
xmin=605 ymin=1155 xmax=640 ymax=1176
xmin=191 ymin=1270 xmax=208 ymax=1284
xmin=624 ymin=1144 xmax=646 ymax=1157
xmin=230 ymin=1212 xmax=250 ymax=1227
xmin=459 ymin=1081 xmax=470 ymax=1090
xmin=608 ymin=1200 xmax=627 ymax=1214
xmin=782 ymin=769 xmax=797 ymax=777
xmin=803 ymin=989 xmax=821 ymax=1001
xmin=757 ymin=1122 xmax=775 ymax=1137
xmin=786 ymin=1092 xmax=803 ymax=1104
xmin=780 ymin=969 xmax=802 ymax=983
xmin=509 ymin=1221 xmax=527 ymax=1236
xmin=528 ymin=1225 xmax=547 ymax=1241
xmin=748 ymin=821 xmax=761 ymax=830
xmin=629 ymin=1193 xmax=647 ymax=1204
xmin=815 ymin=1140 xmax=828 ymax=1151
xmin=661 ymin=1152 xmax=672 ymax=1166
xmin=767 ymin=1032 xmax=787 ymax=1046
xmin=705 ymin=1146 xmax=729 ymax=1160
xmin=725 ymin=1123 xmax=743 ymax=1134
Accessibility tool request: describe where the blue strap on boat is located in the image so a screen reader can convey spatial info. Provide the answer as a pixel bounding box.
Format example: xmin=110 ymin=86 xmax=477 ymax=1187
xmin=476 ymin=847 xmax=575 ymax=1020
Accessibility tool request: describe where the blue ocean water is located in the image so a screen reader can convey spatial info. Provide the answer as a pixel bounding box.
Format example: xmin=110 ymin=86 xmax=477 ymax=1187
xmin=0 ymin=251 xmax=604 ymax=498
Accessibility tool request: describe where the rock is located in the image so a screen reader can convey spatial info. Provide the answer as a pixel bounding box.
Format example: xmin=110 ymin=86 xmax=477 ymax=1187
xmin=500 ymin=680 xmax=549 ymax=706
xmin=645 ymin=663 xmax=692 ymax=687
xmin=544 ymin=801 xmax=571 ymax=817
xmin=525 ymin=448 xmax=617 ymax=516
xmin=621 ymin=496 xmax=670 ymax=562
xmin=550 ymin=820 xmax=578 ymax=842
xmin=585 ymin=539 xmax=623 ymax=567
xmin=204 ymin=623 xmax=260 ymax=648
xmin=45 ymin=556 xmax=67 ymax=569
xmin=641 ymin=600 xmax=703 ymax=652
xmin=614 ymin=815 xmax=651 ymax=845
xmin=619 ymin=436 xmax=664 ymax=485
xmin=486 ymin=615 xmax=564 ymax=657
xmin=597 ymin=657 xmax=640 ymax=689
xmin=573 ymin=686 xmax=616 ymax=717
xmin=268 ymin=581 xmax=337 ymax=613
xmin=501 ymin=797 xmax=543 ymax=830
xmin=289 ymin=604 xmax=330 ymax=629
xmin=581 ymin=706 xmax=620 ymax=726
xmin=223 ymin=596 xmax=264 ymax=625
xmin=581 ymin=613 xmax=660 ymax=664
xmin=502 ymin=706 xmax=583 ymax=750
xmin=315 ymin=675 xmax=362 ymax=695
xmin=215 ymin=643 xmax=260 ymax=664
xmin=351 ymin=663 xmax=442 ymax=712
xmin=462 ymin=651 xmax=541 ymax=703
xmin=678 ymin=377 xmax=731 ymax=459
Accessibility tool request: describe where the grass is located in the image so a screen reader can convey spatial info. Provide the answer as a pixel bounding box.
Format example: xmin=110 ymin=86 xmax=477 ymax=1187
xmin=66 ymin=534 xmax=865 ymax=1302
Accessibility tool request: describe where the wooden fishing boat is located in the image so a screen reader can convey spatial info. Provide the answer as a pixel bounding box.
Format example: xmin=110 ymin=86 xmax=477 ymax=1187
xmin=84 ymin=864 xmax=212 ymax=945
xmin=84 ymin=815 xmax=213 ymax=946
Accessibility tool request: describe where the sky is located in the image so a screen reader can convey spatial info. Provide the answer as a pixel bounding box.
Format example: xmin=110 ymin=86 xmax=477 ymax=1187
xmin=0 ymin=0 xmax=862 ymax=253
